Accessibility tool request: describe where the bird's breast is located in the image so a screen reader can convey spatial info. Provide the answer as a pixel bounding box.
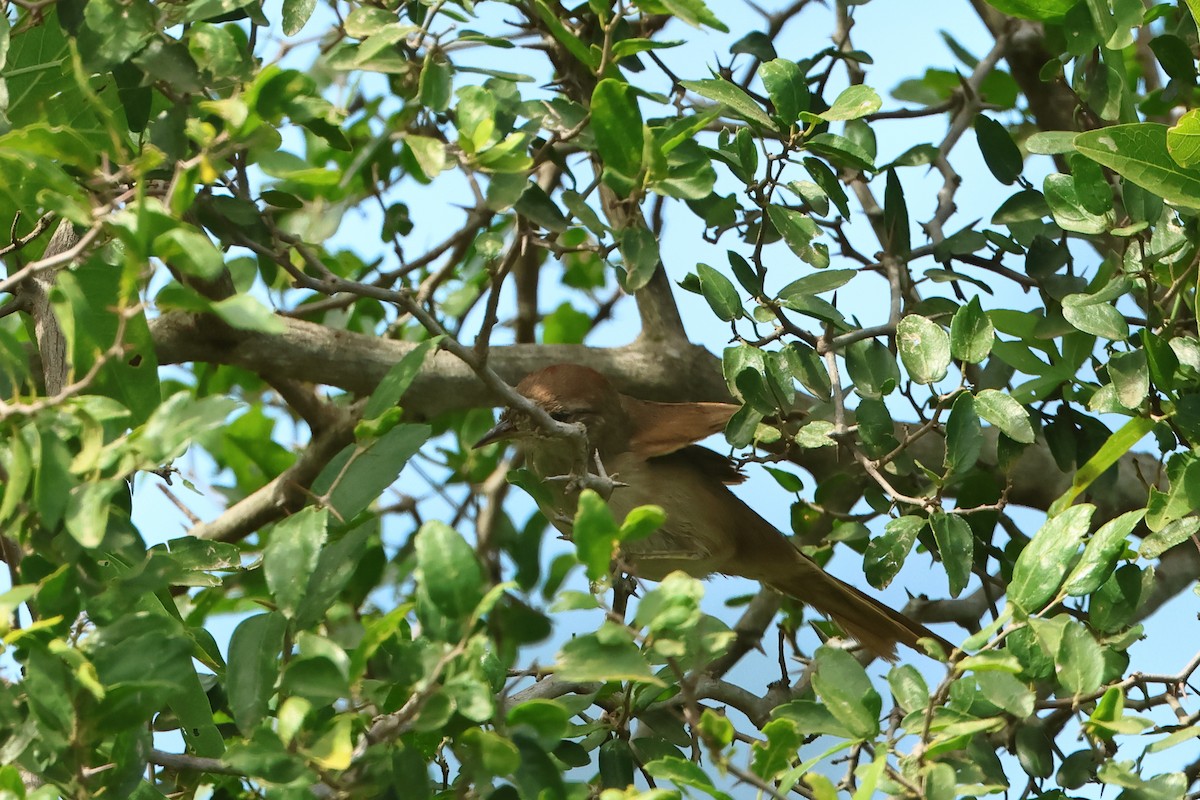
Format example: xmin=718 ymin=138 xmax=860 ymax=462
xmin=604 ymin=452 xmax=738 ymax=581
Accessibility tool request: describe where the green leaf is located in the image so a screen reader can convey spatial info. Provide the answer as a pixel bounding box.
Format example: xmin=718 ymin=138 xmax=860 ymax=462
xmin=281 ymin=0 xmax=316 ymax=35
xmin=811 ymin=646 xmax=880 ymax=739
xmin=992 ymin=188 xmax=1050 ymax=224
xmin=0 ymin=429 xmax=31 ymax=525
xmin=1150 ymin=33 xmax=1197 ymax=81
xmin=610 ymin=38 xmax=684 ymax=60
xmin=1061 ymin=292 xmax=1128 ymax=341
xmin=766 ymin=205 xmax=827 ymax=267
xmin=456 ymin=84 xmax=499 ymax=149
xmin=981 ymin=0 xmax=1075 ymax=21
xmin=515 ymin=182 xmax=568 ymax=232
xmin=363 ymin=339 xmax=440 ymax=420
xmin=312 ymin=424 xmax=430 ymax=520
xmin=154 ymin=228 xmax=225 ymax=280
xmin=295 ymin=522 xmax=371 ymax=630
xmin=863 ymin=515 xmax=923 ymax=589
xmin=223 ymin=728 xmax=307 ymax=784
xmin=646 ymin=756 xmax=734 ymax=800
xmin=697 ymin=263 xmax=742 ymax=321
xmin=555 ymin=622 xmax=663 ymax=684
xmin=1167 ymin=109 xmax=1200 ymax=168
xmin=1043 ymin=173 xmax=1112 ymax=234
xmin=264 ymin=508 xmax=328 ymax=619
xmin=1107 ymin=349 xmax=1148 ymax=408
xmin=0 ymin=14 xmax=9 ymax=73
xmin=406 ymin=135 xmax=447 ymax=179
xmin=804 ymin=157 xmax=851 ymax=217
xmin=1010 ymin=504 xmax=1094 ymax=613
xmin=887 ymin=663 xmax=929 ymax=713
xmin=759 ymin=59 xmax=808 ymax=125
xmin=619 ymin=505 xmax=666 ymax=543
xmin=530 ymin=0 xmax=599 ymax=68
xmin=795 ymin=420 xmax=836 ymax=448
xmin=598 ymin=738 xmax=635 ymax=789
xmin=852 ymin=754 xmax=887 ymax=800
xmin=1139 ymin=517 xmax=1200 ymax=560
xmin=1070 ymin=154 xmax=1114 ymax=214
xmin=211 ymin=295 xmax=287 ymax=333
xmin=83 ymin=0 xmax=156 ymax=63
xmin=419 ymin=60 xmax=452 ymax=112
xmin=975 ymin=114 xmax=1023 ymax=184
xmin=883 ymin=168 xmax=910 ymax=257
xmin=730 ymin=30 xmax=776 ymax=60
xmin=592 ymin=79 xmax=645 ymax=197
xmin=655 ymin=0 xmax=728 ymax=31
xmin=896 ymin=314 xmax=950 ymax=384
xmin=54 ymin=258 xmax=162 ymax=425
xmin=1074 ymin=123 xmax=1200 ymax=209
xmin=416 ymin=520 xmax=485 ymax=620
xmin=931 ymin=512 xmax=973 ymax=597
xmin=681 ymin=78 xmax=775 ymax=128
xmin=845 ymin=337 xmax=899 ymax=398
xmin=1025 ymin=131 xmax=1079 ymax=155
xmin=977 ymin=671 xmax=1034 ymax=717
xmin=819 ymin=85 xmax=881 ymax=121
xmin=1142 ymin=329 xmax=1179 ymax=391
xmin=1057 ymin=621 xmax=1103 ymax=696
xmin=1065 ymin=509 xmax=1143 ymax=596
xmin=784 ymin=296 xmax=848 ymax=332
xmin=950 ymin=296 xmax=994 ymax=363
xmin=542 ymin=302 xmax=591 ymax=344
xmin=805 ymin=132 xmax=875 ymax=171
xmin=137 ymin=393 xmax=240 ymax=463
xmin=944 ymin=392 xmax=983 ymax=476
xmin=227 ymin=612 xmax=286 ymax=735
xmin=0 ymin=585 xmax=37 ymax=629
xmin=508 ymin=700 xmax=570 ymax=752
xmin=573 ymin=490 xmax=620 ymax=581
xmin=1015 ymin=723 xmax=1054 ymax=778
xmin=32 ymin=429 xmax=71 ymax=531
xmin=64 ymin=479 xmax=122 ymax=548
xmin=618 ymin=225 xmax=660 ymax=292
xmin=778 ymin=269 xmax=856 ymax=300
xmin=783 ymin=342 xmax=832 ymax=399
xmin=1147 ymin=725 xmax=1200 ymax=754
xmin=975 ymin=389 xmax=1034 ymax=444
xmin=751 ymin=719 xmax=804 ymax=781
xmin=1050 ymin=416 xmax=1155 ymax=516
xmin=698 ymin=708 xmax=735 ymax=748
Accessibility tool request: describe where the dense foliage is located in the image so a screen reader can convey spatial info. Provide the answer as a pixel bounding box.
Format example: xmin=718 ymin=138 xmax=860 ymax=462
xmin=0 ymin=0 xmax=1198 ymax=797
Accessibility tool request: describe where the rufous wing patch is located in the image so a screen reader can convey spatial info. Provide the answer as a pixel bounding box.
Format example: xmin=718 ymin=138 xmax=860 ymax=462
xmin=622 ymin=396 xmax=738 ymax=459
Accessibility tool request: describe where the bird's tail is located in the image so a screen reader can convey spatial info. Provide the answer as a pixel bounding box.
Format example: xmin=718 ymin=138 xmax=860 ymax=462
xmin=767 ymin=565 xmax=952 ymax=662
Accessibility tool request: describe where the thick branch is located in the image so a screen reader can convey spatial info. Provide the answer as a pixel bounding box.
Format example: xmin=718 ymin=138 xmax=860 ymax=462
xmin=970 ymin=5 xmax=1088 ymax=133
xmin=150 ymin=311 xmax=731 ymax=413
xmin=24 ymin=220 xmax=80 ymax=395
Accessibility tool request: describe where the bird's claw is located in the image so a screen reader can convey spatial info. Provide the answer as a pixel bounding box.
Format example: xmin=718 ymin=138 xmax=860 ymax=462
xmin=544 ymin=450 xmax=626 ymax=498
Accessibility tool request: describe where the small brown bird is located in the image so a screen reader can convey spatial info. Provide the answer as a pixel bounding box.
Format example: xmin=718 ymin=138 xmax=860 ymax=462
xmin=477 ymin=363 xmax=950 ymax=661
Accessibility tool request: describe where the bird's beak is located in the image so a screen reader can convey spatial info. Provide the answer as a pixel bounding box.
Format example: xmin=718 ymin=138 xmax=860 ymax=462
xmin=473 ymin=417 xmax=517 ymax=449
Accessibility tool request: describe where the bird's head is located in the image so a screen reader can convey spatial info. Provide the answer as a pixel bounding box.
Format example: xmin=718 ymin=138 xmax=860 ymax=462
xmin=474 ymin=364 xmax=630 ymax=455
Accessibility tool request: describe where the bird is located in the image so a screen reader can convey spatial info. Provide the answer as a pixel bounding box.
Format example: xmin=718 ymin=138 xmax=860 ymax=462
xmin=475 ymin=363 xmax=951 ymax=661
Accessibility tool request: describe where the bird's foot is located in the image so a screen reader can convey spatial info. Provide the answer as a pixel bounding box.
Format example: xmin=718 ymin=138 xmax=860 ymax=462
xmin=542 ymin=450 xmax=626 ymax=499
xmin=578 ymin=450 xmax=627 ymax=497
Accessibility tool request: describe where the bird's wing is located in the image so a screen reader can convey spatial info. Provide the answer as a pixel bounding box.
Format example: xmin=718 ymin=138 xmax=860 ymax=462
xmin=649 ymin=445 xmax=746 ymax=485
xmin=621 ymin=397 xmax=739 ymax=460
